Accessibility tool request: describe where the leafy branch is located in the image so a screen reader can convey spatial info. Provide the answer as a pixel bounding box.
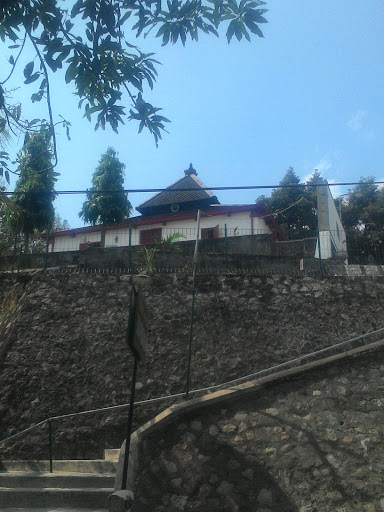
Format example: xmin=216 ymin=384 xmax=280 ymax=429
xmin=0 ymin=0 xmax=268 ymax=165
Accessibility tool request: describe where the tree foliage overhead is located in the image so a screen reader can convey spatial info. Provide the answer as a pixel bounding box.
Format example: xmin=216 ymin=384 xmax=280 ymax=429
xmin=0 ymin=0 xmax=268 ymax=165
xmin=79 ymin=146 xmax=132 ymax=225
xmin=257 ymin=167 xmax=327 ymax=235
xmin=8 ymin=126 xmax=57 ymax=237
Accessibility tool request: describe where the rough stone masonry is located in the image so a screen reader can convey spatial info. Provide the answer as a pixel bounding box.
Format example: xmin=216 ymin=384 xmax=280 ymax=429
xmin=134 ymin=348 xmax=384 ymax=512
xmin=0 ymin=270 xmax=383 ymax=511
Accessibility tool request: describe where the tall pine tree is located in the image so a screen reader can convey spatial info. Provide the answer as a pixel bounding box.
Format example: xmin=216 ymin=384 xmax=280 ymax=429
xmin=8 ymin=127 xmax=57 ymax=251
xmin=79 ymin=148 xmax=131 ymax=225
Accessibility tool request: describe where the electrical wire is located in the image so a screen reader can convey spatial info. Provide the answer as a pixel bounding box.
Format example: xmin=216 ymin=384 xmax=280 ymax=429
xmin=1 ymin=181 xmax=384 ymax=196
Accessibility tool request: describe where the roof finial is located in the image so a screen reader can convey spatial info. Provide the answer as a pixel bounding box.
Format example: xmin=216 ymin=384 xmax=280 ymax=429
xmin=184 ymin=163 xmax=197 ymax=176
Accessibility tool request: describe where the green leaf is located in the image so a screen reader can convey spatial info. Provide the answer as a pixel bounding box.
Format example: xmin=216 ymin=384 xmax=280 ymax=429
xmin=244 ymin=19 xmax=264 ymax=37
xmin=65 ymin=62 xmax=77 ymax=84
xmin=156 ymin=23 xmax=169 ymax=38
xmin=138 ymin=119 xmax=145 ymax=133
xmin=234 ymin=21 xmax=243 ymax=41
xmin=117 ymin=11 xmax=131 ymax=27
xmin=23 ymin=61 xmax=34 ymax=78
xmin=57 ymin=47 xmax=71 ymax=63
xmin=6 ymin=28 xmax=18 ymax=42
xmin=228 ymin=0 xmax=239 ymax=14
xmin=31 ymin=91 xmax=44 ymax=102
xmin=24 ymin=73 xmax=40 ymax=85
xmin=180 ymin=28 xmax=186 ymax=46
xmin=226 ymin=20 xmax=236 ymax=43
xmin=241 ymin=23 xmax=251 ymax=41
xmin=87 ymin=106 xmax=104 ymax=115
xmin=28 ymin=119 xmax=41 ymax=127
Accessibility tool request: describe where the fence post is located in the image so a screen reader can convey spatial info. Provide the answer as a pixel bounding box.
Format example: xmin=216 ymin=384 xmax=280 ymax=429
xmin=17 ymin=243 xmax=22 ymax=275
xmin=48 ymin=420 xmax=53 ymax=473
xmin=44 ymin=225 xmax=50 ymax=271
xmin=317 ymin=231 xmax=322 ymax=272
xmin=12 ymin=232 xmax=18 ymax=272
xmin=186 ymin=210 xmax=201 ymax=400
xmin=121 ymin=355 xmax=138 ymax=490
xmin=128 ymin=224 xmax=132 ymax=272
xmin=225 ymin=224 xmax=228 ymax=272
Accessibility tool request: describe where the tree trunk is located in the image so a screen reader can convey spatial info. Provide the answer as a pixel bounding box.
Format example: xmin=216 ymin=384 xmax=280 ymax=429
xmin=24 ymin=233 xmax=30 ymax=254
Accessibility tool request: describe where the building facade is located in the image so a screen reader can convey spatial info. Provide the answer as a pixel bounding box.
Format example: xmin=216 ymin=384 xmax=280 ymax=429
xmin=49 ymin=165 xmax=278 ymax=253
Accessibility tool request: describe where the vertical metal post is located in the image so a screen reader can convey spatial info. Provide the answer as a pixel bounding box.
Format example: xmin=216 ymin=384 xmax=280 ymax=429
xmin=12 ymin=232 xmax=18 ymax=272
xmin=316 ymin=184 xmax=323 ymax=273
xmin=128 ymin=224 xmax=132 ymax=272
xmin=317 ymin=231 xmax=322 ymax=272
xmin=48 ymin=420 xmax=53 ymax=473
xmin=44 ymin=225 xmax=50 ymax=271
xmin=185 ymin=210 xmax=201 ymax=399
xmin=121 ymin=355 xmax=138 ymax=490
xmin=17 ymin=244 xmax=22 ymax=275
xmin=225 ymin=224 xmax=228 ymax=272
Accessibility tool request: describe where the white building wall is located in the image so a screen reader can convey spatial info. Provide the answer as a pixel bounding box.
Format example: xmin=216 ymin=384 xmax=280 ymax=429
xmin=51 ymin=212 xmax=271 ymax=252
xmin=52 ymin=231 xmax=102 ymax=252
xmin=316 ymin=185 xmax=347 ymax=259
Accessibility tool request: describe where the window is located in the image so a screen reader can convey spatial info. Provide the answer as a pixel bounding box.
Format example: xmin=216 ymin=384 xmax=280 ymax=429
xmin=140 ymin=228 xmax=162 ymax=245
xmin=201 ymin=225 xmax=220 ymax=240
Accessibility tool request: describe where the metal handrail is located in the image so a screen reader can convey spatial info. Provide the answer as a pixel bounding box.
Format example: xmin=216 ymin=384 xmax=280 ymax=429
xmin=1 ymin=324 xmax=384 ymax=472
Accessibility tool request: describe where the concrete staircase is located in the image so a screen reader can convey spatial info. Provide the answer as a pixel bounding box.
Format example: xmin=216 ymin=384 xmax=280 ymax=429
xmin=0 ymin=449 xmax=119 ymax=510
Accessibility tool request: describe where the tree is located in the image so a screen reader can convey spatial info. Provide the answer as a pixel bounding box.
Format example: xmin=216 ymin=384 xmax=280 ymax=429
xmin=0 ymin=185 xmax=14 ymax=257
xmin=340 ymin=178 xmax=384 ymax=236
xmin=53 ymin=213 xmax=70 ymax=231
xmin=304 ymin=169 xmax=327 ymax=230
xmin=339 ymin=177 xmax=384 ymax=263
xmin=8 ymin=127 xmax=57 ymax=251
xmin=0 ymin=0 xmax=268 ymax=174
xmin=79 ymin=147 xmax=131 ymax=225
xmin=257 ymin=167 xmax=313 ymax=235
xmin=256 ymin=168 xmax=328 ymax=236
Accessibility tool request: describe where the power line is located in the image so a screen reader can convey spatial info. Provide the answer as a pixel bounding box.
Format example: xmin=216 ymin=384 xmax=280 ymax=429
xmin=1 ymin=181 xmax=383 ymax=196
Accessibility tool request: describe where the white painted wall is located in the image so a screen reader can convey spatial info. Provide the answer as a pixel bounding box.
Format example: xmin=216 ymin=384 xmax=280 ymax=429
xmin=51 ymin=212 xmax=271 ymax=252
xmin=316 ymin=186 xmax=347 ymax=259
xmin=51 ymin=231 xmax=102 ymax=252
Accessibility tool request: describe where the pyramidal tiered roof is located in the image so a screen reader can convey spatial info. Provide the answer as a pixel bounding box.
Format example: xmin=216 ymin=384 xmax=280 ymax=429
xmin=136 ymin=164 xmax=220 ymax=216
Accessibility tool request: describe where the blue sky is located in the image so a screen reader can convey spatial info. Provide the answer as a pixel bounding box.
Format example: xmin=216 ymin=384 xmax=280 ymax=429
xmin=2 ymin=0 xmax=384 ymax=228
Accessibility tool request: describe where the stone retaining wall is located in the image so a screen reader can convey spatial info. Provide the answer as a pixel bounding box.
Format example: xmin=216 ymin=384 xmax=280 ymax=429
xmin=0 ymin=271 xmax=384 ymax=465
xmin=132 ymin=346 xmax=384 ymax=512
xmin=0 ymin=235 xmax=320 ymax=273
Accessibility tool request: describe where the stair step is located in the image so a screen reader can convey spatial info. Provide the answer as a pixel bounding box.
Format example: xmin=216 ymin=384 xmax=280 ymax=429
xmin=0 ymin=472 xmax=115 ymax=489
xmin=0 ymin=508 xmax=108 ymax=512
xmin=0 ymin=487 xmax=112 ymax=508
xmin=0 ymin=460 xmax=117 ymax=474
xmin=103 ymin=449 xmax=120 ymax=461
